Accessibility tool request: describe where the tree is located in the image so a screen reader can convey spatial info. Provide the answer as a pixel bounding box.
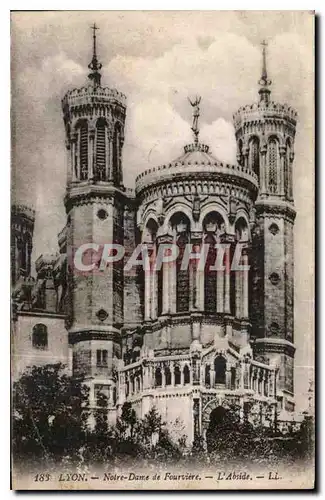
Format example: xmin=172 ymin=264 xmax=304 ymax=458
xmin=141 ymin=406 xmax=162 ymax=446
xmin=12 ymin=363 xmax=89 ymax=467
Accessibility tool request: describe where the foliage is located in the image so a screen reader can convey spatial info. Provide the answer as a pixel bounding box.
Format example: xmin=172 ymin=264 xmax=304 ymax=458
xmin=12 ymin=364 xmax=314 ymax=470
xmin=12 ymin=363 xmax=89 ymax=468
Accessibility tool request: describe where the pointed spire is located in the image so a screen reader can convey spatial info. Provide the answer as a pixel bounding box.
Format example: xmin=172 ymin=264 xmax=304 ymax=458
xmin=258 ymin=40 xmax=272 ymax=105
xmin=88 ymin=23 xmax=102 ymax=87
xmin=188 ymin=95 xmax=201 ymax=146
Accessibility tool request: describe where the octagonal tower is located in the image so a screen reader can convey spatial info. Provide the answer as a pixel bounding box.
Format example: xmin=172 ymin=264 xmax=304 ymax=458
xmin=62 ymin=26 xmax=128 ymax=421
xmin=233 ymin=41 xmax=297 ymax=412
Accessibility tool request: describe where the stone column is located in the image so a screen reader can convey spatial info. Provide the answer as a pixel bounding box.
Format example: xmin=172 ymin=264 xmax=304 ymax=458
xmin=107 ymin=127 xmax=113 ymax=181
xmin=217 ymin=267 xmax=224 ymax=313
xmin=289 ymin=152 xmax=295 ymax=201
xmin=210 ymin=365 xmax=215 ymax=388
xmin=170 ymin=362 xmax=175 ymax=386
xmin=72 ymin=132 xmax=79 ymax=181
xmin=242 ymin=246 xmax=249 ymax=319
xmin=260 ymin=145 xmax=267 ymax=195
xmin=225 ymin=363 xmax=232 ymax=389
xmin=162 ymin=366 xmax=166 ymax=388
xmin=279 ymin=145 xmax=286 ymax=196
xmin=144 ymin=245 xmax=152 ymax=321
xmin=157 ymin=235 xmax=173 ymax=315
xmin=180 ymin=364 xmax=184 ymax=386
xmin=193 ymin=399 xmax=200 ymax=442
xmin=242 ymin=146 xmax=249 ymax=169
xmin=88 ymin=128 xmax=95 ymax=180
xmin=224 ymin=245 xmax=230 ymax=314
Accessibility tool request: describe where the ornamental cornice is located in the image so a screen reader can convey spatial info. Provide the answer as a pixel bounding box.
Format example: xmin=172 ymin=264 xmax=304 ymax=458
xmin=138 ymin=181 xmax=254 ymax=210
xmin=64 ymin=185 xmax=130 ymax=211
xmin=255 ymin=200 xmax=296 ymax=223
xmin=136 ymin=164 xmax=258 ymax=197
xmin=253 ymin=338 xmax=295 ymax=357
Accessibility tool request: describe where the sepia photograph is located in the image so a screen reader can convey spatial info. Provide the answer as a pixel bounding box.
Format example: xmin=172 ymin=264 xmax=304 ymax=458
xmin=10 ymin=10 xmax=315 ymax=490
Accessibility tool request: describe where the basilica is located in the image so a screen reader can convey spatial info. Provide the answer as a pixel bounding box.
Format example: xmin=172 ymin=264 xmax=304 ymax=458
xmin=11 ymin=30 xmax=298 ymax=444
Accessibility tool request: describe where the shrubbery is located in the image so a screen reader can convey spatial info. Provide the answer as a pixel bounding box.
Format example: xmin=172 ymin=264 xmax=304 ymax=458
xmin=12 ymin=363 xmax=314 ymax=472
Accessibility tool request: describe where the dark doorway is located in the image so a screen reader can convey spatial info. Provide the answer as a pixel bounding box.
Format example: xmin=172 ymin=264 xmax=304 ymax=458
xmin=206 ymin=406 xmax=238 ymax=454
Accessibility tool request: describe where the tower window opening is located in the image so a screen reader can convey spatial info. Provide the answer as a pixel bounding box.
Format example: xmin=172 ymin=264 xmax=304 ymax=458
xmin=174 ymin=365 xmax=181 ymax=385
xmin=268 ymin=138 xmax=279 ymax=193
xmin=184 ymin=364 xmax=190 ymax=385
xmin=176 ymin=232 xmax=190 ymax=312
xmin=155 ymin=367 xmax=162 ymax=387
xmin=165 ymin=366 xmax=172 ymax=386
xmin=32 ymin=323 xmax=48 ymax=349
xmin=95 ymin=120 xmax=106 ymax=181
xmin=169 ymin=213 xmax=190 ymax=313
xmin=113 ymin=123 xmax=121 ymax=184
xmin=96 ymin=349 xmax=108 ymax=367
xmin=205 ymin=365 xmax=211 ymax=386
xmin=204 ymin=233 xmax=217 ymax=313
xmin=79 ymin=122 xmax=88 ymax=180
xmin=249 ymin=137 xmax=260 ymax=177
xmin=214 ymin=356 xmax=226 ymax=384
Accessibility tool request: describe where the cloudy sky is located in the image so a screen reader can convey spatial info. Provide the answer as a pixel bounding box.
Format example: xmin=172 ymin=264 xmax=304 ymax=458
xmin=11 ymin=11 xmax=314 ymax=408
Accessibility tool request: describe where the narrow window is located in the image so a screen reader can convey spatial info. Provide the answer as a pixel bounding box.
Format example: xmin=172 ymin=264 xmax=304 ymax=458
xmin=268 ymin=138 xmax=278 ymax=193
xmin=184 ymin=365 xmax=190 ymax=385
xmin=32 ymin=324 xmax=48 ymax=349
xmin=214 ymin=356 xmax=226 ymax=384
xmin=79 ymin=122 xmax=88 ymax=180
xmin=96 ymin=349 xmax=108 ymax=367
xmin=155 ymin=367 xmax=162 ymax=387
xmin=96 ymin=120 xmax=106 ymax=181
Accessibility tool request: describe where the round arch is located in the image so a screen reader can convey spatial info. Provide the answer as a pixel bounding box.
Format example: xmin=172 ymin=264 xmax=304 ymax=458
xmin=199 ymin=203 xmax=229 ymax=233
xmin=163 ymin=203 xmax=193 ymax=233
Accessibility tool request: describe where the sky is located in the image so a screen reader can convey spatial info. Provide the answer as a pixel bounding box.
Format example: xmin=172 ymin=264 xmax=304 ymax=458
xmin=11 ymin=11 xmax=314 ymax=409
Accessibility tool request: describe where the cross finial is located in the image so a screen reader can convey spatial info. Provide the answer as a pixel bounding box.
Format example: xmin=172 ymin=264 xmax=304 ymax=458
xmin=188 ymin=95 xmax=201 ymax=146
xmin=258 ymin=39 xmax=272 ymax=104
xmin=88 ymin=23 xmax=102 ymax=87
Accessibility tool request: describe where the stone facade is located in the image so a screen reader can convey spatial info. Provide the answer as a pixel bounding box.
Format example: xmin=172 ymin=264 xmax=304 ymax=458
xmin=11 ymin=36 xmax=297 ymax=444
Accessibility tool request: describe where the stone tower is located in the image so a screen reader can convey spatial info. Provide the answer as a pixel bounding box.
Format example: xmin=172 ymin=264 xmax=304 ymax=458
xmin=11 ymin=204 xmax=35 ymax=285
xmin=233 ymin=41 xmax=297 ymax=412
xmin=61 ymin=25 xmax=127 ymax=417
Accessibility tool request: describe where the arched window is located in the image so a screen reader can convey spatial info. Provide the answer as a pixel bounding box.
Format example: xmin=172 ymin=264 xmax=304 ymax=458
xmin=203 ymin=212 xmax=224 ymax=313
xmin=214 ymin=356 xmax=226 ymax=384
xmin=32 ymin=323 xmax=48 ymax=349
xmin=174 ymin=365 xmax=181 ymax=385
xmin=205 ymin=365 xmax=211 ymax=386
xmin=130 ymin=374 xmax=135 ymax=394
xmin=155 ymin=367 xmax=162 ymax=387
xmin=231 ymin=367 xmax=236 ymax=389
xmin=184 ymin=365 xmax=190 ymax=385
xmin=95 ymin=119 xmax=107 ymax=181
xmin=238 ymin=139 xmax=243 ymax=166
xmin=170 ymin=213 xmax=190 ymax=313
xmin=233 ymin=218 xmax=249 ymax=318
xmin=113 ymin=122 xmax=121 ymax=184
xmin=268 ymin=137 xmax=279 ymax=194
xmin=285 ymin=139 xmax=292 ymax=198
xmin=78 ymin=121 xmax=88 ymax=181
xmin=165 ymin=366 xmax=172 ymax=386
xmin=248 ymin=137 xmax=260 ymax=177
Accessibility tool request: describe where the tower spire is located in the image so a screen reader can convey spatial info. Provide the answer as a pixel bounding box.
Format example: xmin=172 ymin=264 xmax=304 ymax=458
xmin=88 ymin=23 xmax=102 ymax=87
xmin=188 ymin=95 xmax=201 ymax=146
xmin=258 ymin=40 xmax=272 ymax=105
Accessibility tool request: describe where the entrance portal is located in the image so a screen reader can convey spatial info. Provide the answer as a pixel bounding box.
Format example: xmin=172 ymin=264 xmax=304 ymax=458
xmin=206 ymin=406 xmax=238 ymax=453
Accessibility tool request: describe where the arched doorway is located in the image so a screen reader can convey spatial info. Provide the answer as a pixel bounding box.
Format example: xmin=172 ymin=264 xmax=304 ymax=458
xmin=206 ymin=406 xmax=238 ymax=453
